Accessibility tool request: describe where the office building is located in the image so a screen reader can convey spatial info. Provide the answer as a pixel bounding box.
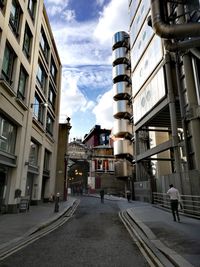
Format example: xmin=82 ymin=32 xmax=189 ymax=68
xmin=112 ymin=0 xmax=200 ymax=201
xmin=0 ymin=0 xmax=61 ymax=212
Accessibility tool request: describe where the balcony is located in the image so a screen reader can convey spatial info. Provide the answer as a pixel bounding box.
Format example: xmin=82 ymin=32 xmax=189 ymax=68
xmin=112 ymin=47 xmax=130 ymax=66
xmin=114 ymin=139 xmax=133 ymax=159
xmin=113 ymin=100 xmax=132 ymax=119
xmin=113 ymin=119 xmax=132 ymax=138
xmin=112 ymin=31 xmax=129 ymax=50
xmin=112 ymin=64 xmax=130 ymax=83
xmin=113 ymin=81 xmax=131 ymax=100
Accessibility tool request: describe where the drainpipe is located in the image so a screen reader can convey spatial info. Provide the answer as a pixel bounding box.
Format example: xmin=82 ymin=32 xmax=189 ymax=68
xmin=151 ymin=0 xmax=200 ymax=39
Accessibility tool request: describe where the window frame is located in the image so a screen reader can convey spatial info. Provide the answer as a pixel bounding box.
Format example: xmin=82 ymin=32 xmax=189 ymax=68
xmin=46 ymin=112 xmax=54 ymax=136
xmin=0 ymin=115 xmax=17 ymax=154
xmin=32 ymin=95 xmax=45 ymax=125
xmin=29 ymin=140 xmax=39 ymax=166
xmin=37 ymin=63 xmax=47 ymax=92
xmin=9 ymin=0 xmax=22 ymax=36
xmin=23 ymin=23 xmax=32 ymax=59
xmin=17 ymin=65 xmax=28 ymax=101
xmin=50 ymin=57 xmax=57 ymax=83
xmin=48 ymin=84 xmax=56 ymax=110
xmin=28 ymin=0 xmax=36 ymax=20
xmin=40 ymin=28 xmax=49 ymax=62
xmin=2 ymin=42 xmax=16 ymax=85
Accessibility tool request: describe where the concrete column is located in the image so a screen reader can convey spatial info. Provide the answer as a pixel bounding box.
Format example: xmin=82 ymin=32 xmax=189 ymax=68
xmin=135 ymin=131 xmax=140 ymax=181
xmin=165 ymin=53 xmax=182 ymax=173
xmin=182 ymin=53 xmax=200 ymax=170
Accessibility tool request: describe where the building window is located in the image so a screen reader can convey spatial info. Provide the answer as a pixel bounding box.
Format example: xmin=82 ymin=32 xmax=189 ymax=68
xmin=37 ymin=63 xmax=47 ymax=92
xmin=17 ymin=65 xmax=28 ymax=101
xmin=1 ymin=42 xmax=16 ymax=85
xmin=48 ymin=84 xmax=56 ymax=109
xmin=0 ymin=0 xmax=5 ymax=10
xmin=44 ymin=150 xmax=50 ymax=171
xmin=23 ymin=23 xmax=32 ymax=59
xmin=40 ymin=28 xmax=49 ymax=62
xmin=9 ymin=0 xmax=22 ymax=36
xmin=0 ymin=115 xmax=16 ymax=154
xmin=108 ymin=160 xmax=114 ymax=171
xmin=97 ymin=160 xmax=103 ymax=170
xmin=46 ymin=113 xmax=54 ymax=136
xmin=29 ymin=140 xmax=39 ymax=166
xmin=100 ymin=133 xmax=109 ymax=145
xmin=32 ymin=95 xmax=45 ymax=125
xmin=28 ymin=0 xmax=36 ymax=20
xmin=50 ymin=57 xmax=57 ymax=83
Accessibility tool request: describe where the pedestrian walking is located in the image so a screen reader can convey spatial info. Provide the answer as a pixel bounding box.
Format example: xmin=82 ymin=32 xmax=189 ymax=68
xmin=167 ymin=184 xmax=180 ymax=222
xmin=126 ymin=190 xmax=131 ymax=202
xmin=100 ymin=189 xmax=104 ymax=203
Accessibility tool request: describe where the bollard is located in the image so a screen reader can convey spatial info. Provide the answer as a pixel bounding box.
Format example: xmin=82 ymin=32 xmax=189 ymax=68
xmin=54 ymin=192 xmax=60 ymax=212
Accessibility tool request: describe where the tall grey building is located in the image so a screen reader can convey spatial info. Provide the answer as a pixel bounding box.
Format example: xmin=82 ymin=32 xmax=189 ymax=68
xmin=0 ymin=0 xmax=61 ymax=212
xmin=112 ymin=0 xmax=200 ymax=201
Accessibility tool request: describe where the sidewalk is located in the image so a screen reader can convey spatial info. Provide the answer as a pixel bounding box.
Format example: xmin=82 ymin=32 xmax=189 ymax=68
xmin=0 ymin=197 xmax=76 ymax=250
xmin=93 ymin=194 xmax=200 ymax=267
xmin=117 ymin=199 xmax=200 ymax=267
xmin=0 ymin=195 xmax=200 ymax=267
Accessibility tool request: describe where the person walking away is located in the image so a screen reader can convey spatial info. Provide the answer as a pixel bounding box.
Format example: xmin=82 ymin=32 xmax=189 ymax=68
xmin=126 ymin=190 xmax=131 ymax=202
xmin=167 ymin=184 xmax=180 ymax=222
xmin=100 ymin=189 xmax=104 ymax=203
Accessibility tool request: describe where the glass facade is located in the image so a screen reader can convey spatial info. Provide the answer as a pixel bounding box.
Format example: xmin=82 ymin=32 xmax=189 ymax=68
xmin=133 ymin=68 xmax=166 ymax=123
xmin=131 ymin=36 xmax=163 ymax=96
xmin=131 ymin=18 xmax=154 ymax=71
xmin=130 ymin=0 xmax=150 ymax=48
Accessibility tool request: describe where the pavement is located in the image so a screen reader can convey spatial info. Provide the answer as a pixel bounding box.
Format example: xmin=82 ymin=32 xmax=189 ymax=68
xmin=0 ymin=195 xmax=200 ymax=267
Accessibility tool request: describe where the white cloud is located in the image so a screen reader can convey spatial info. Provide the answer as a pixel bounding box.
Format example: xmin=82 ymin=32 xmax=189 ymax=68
xmin=96 ymin=0 xmax=106 ymax=7
xmin=62 ymin=9 xmax=76 ymax=22
xmin=59 ymin=70 xmax=96 ymax=120
xmin=92 ymin=88 xmax=114 ymax=129
xmin=45 ymin=0 xmax=128 ymax=136
xmin=45 ymin=0 xmax=67 ymax=4
xmin=94 ymin=0 xmax=129 ymax=45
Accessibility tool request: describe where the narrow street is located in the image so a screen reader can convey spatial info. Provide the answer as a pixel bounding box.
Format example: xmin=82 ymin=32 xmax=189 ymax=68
xmin=0 ymin=197 xmax=149 ymax=267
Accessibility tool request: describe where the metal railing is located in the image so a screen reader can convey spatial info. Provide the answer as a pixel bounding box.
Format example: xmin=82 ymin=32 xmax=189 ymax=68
xmin=153 ymin=192 xmax=200 ymax=218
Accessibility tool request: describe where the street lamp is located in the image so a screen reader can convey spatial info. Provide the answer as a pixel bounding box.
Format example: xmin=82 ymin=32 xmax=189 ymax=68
xmin=64 ymin=153 xmax=69 ymax=201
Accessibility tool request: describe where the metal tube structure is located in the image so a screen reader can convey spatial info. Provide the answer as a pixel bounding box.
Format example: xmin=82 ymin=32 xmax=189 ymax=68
xmin=182 ymin=53 xmax=200 ymax=170
xmin=165 ymin=53 xmax=181 ymax=174
xmin=151 ymin=0 xmax=200 ymax=39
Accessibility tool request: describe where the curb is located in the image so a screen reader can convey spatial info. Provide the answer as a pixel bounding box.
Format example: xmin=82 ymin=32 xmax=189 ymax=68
xmin=126 ymin=208 xmax=194 ymax=267
xmin=0 ymin=199 xmax=76 ymax=253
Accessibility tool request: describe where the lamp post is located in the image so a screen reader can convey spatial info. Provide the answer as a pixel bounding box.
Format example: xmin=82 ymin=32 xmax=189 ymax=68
xmin=64 ymin=153 xmax=69 ymax=201
xmin=63 ymin=117 xmax=71 ymax=201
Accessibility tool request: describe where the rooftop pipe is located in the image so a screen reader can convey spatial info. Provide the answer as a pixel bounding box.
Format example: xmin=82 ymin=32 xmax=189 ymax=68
xmin=151 ymin=0 xmax=200 ymax=39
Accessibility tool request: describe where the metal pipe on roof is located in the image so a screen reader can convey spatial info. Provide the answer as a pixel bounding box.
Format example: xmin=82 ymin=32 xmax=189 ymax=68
xmin=150 ymin=0 xmax=200 ymax=39
xmin=164 ymin=39 xmax=200 ymax=52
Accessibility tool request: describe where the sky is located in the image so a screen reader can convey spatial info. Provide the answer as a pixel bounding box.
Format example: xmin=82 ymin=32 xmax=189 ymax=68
xmin=44 ymin=0 xmax=129 ymax=140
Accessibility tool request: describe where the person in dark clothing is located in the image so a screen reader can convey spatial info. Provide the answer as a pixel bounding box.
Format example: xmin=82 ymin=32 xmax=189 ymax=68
xmin=100 ymin=189 xmax=104 ymax=203
xmin=126 ymin=190 xmax=131 ymax=202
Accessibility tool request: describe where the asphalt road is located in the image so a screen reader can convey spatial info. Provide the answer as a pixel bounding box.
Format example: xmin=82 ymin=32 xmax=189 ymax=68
xmin=0 ymin=197 xmax=150 ymax=267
